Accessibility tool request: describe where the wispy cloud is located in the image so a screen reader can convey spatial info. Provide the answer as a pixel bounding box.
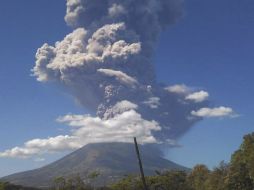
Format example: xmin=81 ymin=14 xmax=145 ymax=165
xmin=97 ymin=68 xmax=138 ymax=86
xmin=143 ymin=97 xmax=160 ymax=109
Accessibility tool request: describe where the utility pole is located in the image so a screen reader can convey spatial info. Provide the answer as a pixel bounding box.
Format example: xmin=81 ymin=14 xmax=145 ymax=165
xmin=134 ymin=137 xmax=149 ymax=190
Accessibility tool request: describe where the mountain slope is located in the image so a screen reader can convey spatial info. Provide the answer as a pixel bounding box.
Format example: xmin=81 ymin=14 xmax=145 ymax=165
xmin=1 ymin=143 xmax=188 ymax=188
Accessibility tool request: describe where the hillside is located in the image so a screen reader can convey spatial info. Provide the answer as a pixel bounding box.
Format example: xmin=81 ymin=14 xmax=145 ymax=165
xmin=1 ymin=143 xmax=188 ymax=188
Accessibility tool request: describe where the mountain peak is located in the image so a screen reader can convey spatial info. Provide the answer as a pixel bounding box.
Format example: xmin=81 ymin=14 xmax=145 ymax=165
xmin=1 ymin=143 xmax=187 ymax=188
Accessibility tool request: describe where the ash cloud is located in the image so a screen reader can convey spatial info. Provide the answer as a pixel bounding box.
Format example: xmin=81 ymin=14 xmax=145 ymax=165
xmin=32 ymin=0 xmax=197 ymax=141
xmin=0 ymin=0 xmax=236 ymax=158
xmin=32 ymin=0 xmax=234 ymax=141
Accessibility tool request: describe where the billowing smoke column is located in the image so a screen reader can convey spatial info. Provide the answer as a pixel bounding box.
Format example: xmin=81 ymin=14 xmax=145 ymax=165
xmin=0 ymin=0 xmax=238 ymax=160
xmin=0 ymin=0 xmax=236 ymax=158
xmin=33 ymin=0 xmax=206 ymax=143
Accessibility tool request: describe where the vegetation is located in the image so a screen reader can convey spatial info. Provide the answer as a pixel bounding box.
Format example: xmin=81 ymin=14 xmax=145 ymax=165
xmin=110 ymin=132 xmax=254 ymax=190
xmin=0 ymin=181 xmax=40 ymax=190
xmin=1 ymin=132 xmax=254 ymax=190
xmin=52 ymin=175 xmax=92 ymax=190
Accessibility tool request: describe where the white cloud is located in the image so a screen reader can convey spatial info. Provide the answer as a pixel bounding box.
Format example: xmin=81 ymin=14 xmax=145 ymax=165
xmin=0 ymin=135 xmax=79 ymax=158
xmin=185 ymin=90 xmax=209 ymax=103
xmin=112 ymin=100 xmax=138 ymax=111
xmin=0 ymin=107 xmax=160 ymax=158
xmin=191 ymin=106 xmax=235 ymax=118
xmin=143 ymin=97 xmax=160 ymax=109
xmin=108 ymin=4 xmax=127 ymax=17
xmin=103 ymin=100 xmax=138 ymax=118
xmin=97 ymin=69 xmax=138 ymax=86
xmin=59 ymin=109 xmax=160 ymax=144
xmin=165 ymin=84 xmax=191 ymax=94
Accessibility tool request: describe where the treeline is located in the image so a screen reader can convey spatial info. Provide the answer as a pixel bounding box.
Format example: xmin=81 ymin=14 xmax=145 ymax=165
xmin=49 ymin=132 xmax=254 ymax=190
xmin=0 ymin=182 xmax=40 ymax=190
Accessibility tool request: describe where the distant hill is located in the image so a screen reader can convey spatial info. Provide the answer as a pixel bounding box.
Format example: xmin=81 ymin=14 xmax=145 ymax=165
xmin=1 ymin=143 xmax=188 ymax=188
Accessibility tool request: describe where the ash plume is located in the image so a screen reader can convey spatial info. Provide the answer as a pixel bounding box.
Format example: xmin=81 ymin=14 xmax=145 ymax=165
xmin=33 ymin=0 xmax=195 ymax=140
xmin=32 ymin=0 xmax=206 ymax=141
xmin=0 ymin=0 xmax=236 ymax=158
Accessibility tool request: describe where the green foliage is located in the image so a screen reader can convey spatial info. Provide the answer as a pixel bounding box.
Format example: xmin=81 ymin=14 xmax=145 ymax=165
xmin=225 ymin=162 xmax=253 ymax=190
xmin=231 ymin=132 xmax=254 ymax=179
xmin=54 ymin=176 xmax=66 ymax=190
xmin=188 ymin=164 xmax=210 ymax=190
xmin=0 ymin=181 xmax=40 ymax=190
xmin=111 ymin=171 xmax=191 ymax=190
xmin=223 ymin=132 xmax=254 ymax=190
xmin=88 ymin=171 xmax=100 ymax=179
xmin=205 ymin=162 xmax=229 ymax=190
xmin=110 ymin=175 xmax=143 ymax=190
xmin=0 ymin=182 xmax=5 ymax=190
xmin=53 ymin=175 xmax=91 ymax=190
xmin=149 ymin=170 xmax=191 ymax=190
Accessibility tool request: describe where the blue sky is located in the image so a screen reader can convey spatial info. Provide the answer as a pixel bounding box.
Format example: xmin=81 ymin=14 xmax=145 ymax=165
xmin=0 ymin=0 xmax=254 ymax=176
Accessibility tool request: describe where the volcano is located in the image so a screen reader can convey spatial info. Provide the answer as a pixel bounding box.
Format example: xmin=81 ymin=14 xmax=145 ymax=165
xmin=1 ymin=143 xmax=188 ymax=188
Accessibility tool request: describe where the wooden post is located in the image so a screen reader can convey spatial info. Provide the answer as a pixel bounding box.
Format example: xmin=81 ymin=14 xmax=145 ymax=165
xmin=134 ymin=137 xmax=149 ymax=190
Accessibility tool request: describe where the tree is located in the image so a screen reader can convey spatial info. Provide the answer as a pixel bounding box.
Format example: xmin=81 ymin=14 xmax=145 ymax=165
xmin=65 ymin=178 xmax=74 ymax=190
xmin=74 ymin=175 xmax=87 ymax=190
xmin=188 ymin=165 xmax=210 ymax=190
xmin=111 ymin=171 xmax=192 ymax=190
xmin=0 ymin=182 xmax=40 ymax=190
xmin=88 ymin=171 xmax=101 ymax=189
xmin=153 ymin=170 xmax=191 ymax=190
xmin=54 ymin=176 xmax=66 ymax=190
xmin=0 ymin=182 xmax=5 ymax=190
xmin=225 ymin=163 xmax=253 ymax=190
xmin=52 ymin=175 xmax=91 ymax=190
xmin=110 ymin=175 xmax=143 ymax=190
xmin=205 ymin=162 xmax=229 ymax=190
xmin=231 ymin=132 xmax=254 ymax=182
